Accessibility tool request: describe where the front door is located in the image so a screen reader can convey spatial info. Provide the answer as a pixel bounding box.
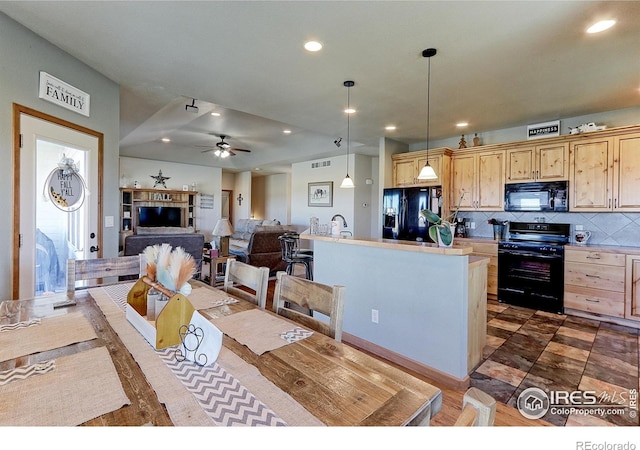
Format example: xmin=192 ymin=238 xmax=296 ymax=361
xmin=13 ymin=105 xmax=103 ymax=299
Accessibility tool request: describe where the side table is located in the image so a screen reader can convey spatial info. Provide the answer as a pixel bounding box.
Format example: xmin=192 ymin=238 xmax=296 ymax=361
xmin=202 ymin=254 xmax=236 ymax=287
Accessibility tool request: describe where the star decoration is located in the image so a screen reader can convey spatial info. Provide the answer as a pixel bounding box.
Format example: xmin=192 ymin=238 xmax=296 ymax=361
xmin=151 ymin=169 xmax=170 ymax=188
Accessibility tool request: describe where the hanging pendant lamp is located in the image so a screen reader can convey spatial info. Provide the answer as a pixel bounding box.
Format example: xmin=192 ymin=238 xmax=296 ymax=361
xmin=340 ymin=80 xmax=355 ymax=188
xmin=417 ymin=48 xmax=438 ymax=180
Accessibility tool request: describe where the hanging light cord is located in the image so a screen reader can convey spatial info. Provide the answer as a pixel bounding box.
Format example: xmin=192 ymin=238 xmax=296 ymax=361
xmin=346 ymin=84 xmax=351 ymax=175
xmin=426 ymin=52 xmax=431 ymax=160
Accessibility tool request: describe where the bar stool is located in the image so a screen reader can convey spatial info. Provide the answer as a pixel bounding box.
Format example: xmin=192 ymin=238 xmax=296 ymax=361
xmin=278 ymin=234 xmax=313 ymax=280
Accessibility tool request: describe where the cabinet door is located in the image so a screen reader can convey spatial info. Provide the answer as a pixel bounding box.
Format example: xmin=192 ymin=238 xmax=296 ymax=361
xmin=392 ymin=158 xmax=416 ymax=187
xmin=476 ymin=151 xmax=504 ymax=210
xmin=625 ymin=255 xmax=640 ymax=322
xmin=506 ymin=147 xmax=534 ymax=183
xmin=537 ymin=143 xmax=567 ymax=181
xmin=614 ymin=133 xmax=640 ymax=210
xmin=450 ymin=154 xmax=476 ymax=209
xmin=570 ymin=138 xmax=612 ymax=211
xmin=415 ymin=154 xmax=442 ymax=187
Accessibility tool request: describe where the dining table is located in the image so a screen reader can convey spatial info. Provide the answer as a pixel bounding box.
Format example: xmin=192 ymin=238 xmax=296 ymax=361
xmin=0 ymin=279 xmax=442 ymax=427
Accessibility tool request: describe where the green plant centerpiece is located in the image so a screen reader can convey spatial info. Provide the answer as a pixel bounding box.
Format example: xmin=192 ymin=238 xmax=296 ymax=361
xmin=420 ymin=192 xmax=464 ymax=247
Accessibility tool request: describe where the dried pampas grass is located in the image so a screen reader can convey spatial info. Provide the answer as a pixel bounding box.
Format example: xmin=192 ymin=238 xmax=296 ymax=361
xmin=170 ymin=246 xmax=196 ymax=291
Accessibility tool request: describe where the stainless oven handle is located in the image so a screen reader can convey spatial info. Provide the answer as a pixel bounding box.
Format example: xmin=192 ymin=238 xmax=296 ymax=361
xmin=498 ymin=251 xmax=562 ymax=259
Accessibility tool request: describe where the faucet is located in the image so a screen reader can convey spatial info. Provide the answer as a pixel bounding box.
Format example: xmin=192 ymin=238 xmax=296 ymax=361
xmin=331 ymin=214 xmax=348 ymax=228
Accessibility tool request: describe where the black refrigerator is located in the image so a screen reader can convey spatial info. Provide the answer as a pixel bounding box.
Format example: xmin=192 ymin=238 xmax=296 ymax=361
xmin=382 ymin=187 xmax=442 ymax=242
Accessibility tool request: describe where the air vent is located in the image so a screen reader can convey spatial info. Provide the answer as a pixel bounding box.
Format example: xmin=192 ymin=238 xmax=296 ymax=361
xmin=311 ymin=160 xmax=331 ymax=169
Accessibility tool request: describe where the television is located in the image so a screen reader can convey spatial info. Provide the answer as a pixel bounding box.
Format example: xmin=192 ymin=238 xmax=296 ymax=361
xmin=138 ymin=206 xmax=182 ymax=228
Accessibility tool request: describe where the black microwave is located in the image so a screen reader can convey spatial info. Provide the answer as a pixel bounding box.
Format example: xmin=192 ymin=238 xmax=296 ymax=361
xmin=504 ymin=181 xmax=568 ymax=212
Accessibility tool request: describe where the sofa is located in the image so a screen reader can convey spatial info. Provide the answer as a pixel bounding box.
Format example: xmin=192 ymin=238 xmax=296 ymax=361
xmin=228 ymin=219 xmax=295 ymax=276
xmin=123 ymin=227 xmax=205 ymax=276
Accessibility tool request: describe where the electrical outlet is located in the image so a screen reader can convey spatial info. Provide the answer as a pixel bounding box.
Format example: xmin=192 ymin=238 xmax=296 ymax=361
xmin=470 ymin=222 xmax=476 ymax=229
xmin=576 ymin=224 xmax=584 ymax=231
xmin=371 ymin=309 xmax=379 ymax=323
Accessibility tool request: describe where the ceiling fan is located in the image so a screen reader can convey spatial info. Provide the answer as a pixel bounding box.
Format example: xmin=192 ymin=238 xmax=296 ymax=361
xmin=198 ymin=135 xmax=251 ymax=158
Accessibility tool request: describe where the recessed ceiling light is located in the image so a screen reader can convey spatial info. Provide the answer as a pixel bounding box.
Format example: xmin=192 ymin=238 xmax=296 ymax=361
xmin=385 ymin=125 xmax=397 ymax=131
xmin=344 ymin=108 xmax=356 ymax=114
xmin=211 ymin=112 xmax=221 ymax=117
xmin=283 ymin=129 xmax=292 ymax=134
xmin=587 ymin=19 xmax=616 ymax=34
xmin=161 ymin=137 xmax=171 ymax=142
xmin=456 ymin=122 xmax=469 ymax=127
xmin=304 ymin=41 xmax=323 ymax=52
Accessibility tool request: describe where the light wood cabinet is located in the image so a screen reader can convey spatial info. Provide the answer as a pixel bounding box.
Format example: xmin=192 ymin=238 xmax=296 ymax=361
xmin=613 ymin=132 xmax=640 ymax=210
xmin=451 ymin=150 xmax=504 ymax=211
xmin=392 ymin=148 xmax=451 ymax=188
xmin=569 ymin=132 xmax=640 ymax=211
xmin=564 ymin=249 xmax=626 ymax=318
xmin=506 ymin=142 xmax=567 ymax=183
xmin=466 ymin=241 xmax=497 ymax=297
xmin=625 ymin=255 xmax=640 ymax=322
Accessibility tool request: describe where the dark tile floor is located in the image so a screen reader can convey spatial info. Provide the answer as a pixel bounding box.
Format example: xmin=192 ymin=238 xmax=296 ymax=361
xmin=470 ymin=299 xmax=640 ymax=426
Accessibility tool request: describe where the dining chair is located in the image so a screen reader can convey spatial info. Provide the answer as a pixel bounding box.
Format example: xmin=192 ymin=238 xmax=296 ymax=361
xmin=66 ymin=255 xmax=146 ymax=296
xmin=272 ymin=271 xmax=345 ymax=342
xmin=453 ymin=387 xmax=496 ymax=426
xmin=278 ymin=234 xmax=313 ymax=280
xmin=222 ymin=259 xmax=269 ymax=308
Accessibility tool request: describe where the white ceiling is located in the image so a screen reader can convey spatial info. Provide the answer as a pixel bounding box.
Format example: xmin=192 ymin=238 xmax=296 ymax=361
xmin=2 ymin=1 xmax=639 ymax=175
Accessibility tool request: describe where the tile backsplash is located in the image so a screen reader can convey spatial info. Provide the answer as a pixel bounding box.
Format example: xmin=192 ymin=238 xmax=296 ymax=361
xmin=458 ymin=211 xmax=640 ymax=247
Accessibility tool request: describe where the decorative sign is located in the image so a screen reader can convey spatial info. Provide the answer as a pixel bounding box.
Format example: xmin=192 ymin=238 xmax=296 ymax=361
xmin=45 ymin=155 xmax=87 ymax=212
xmin=527 ymin=120 xmax=560 ymax=140
xmin=39 ymin=72 xmax=90 ymax=117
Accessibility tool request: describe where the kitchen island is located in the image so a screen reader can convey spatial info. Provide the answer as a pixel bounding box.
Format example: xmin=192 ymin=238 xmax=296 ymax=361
xmin=301 ymin=234 xmax=488 ymax=388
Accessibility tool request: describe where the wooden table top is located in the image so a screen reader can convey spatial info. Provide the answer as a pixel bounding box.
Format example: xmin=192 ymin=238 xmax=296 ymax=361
xmin=0 ymin=281 xmax=442 ymax=426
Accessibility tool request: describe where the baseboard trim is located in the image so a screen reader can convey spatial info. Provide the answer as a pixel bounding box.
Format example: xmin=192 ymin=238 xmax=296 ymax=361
xmin=564 ymin=308 xmax=640 ymax=330
xmin=342 ymin=332 xmax=470 ymax=390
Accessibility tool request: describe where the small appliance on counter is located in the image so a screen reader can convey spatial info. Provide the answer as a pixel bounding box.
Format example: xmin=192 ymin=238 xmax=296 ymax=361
xmin=454 ymin=218 xmax=469 ymax=238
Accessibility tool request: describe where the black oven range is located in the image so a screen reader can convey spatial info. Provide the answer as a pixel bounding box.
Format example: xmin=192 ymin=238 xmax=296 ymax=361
xmin=497 ymin=221 xmax=571 ymax=314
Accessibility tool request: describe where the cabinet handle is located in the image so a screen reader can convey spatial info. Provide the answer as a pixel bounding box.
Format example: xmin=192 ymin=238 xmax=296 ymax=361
xmin=585 ymin=298 xmax=600 ymax=303
xmin=586 ymin=254 xmax=601 ymax=260
xmin=615 ymin=198 xmax=618 ymax=208
xmin=608 ymin=198 xmax=611 ymax=208
xmin=585 ymin=274 xmax=601 ymax=278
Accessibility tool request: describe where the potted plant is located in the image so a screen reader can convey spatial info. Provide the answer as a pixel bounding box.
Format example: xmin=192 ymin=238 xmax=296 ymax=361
xmin=420 ymin=192 xmax=465 ymax=247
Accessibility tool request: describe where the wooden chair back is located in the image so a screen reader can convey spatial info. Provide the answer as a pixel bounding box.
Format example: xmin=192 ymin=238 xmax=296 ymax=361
xmin=67 ymin=255 xmax=146 ymax=296
xmin=272 ymin=271 xmax=345 ymax=342
xmin=223 ymin=259 xmax=269 ymax=308
xmin=454 ymin=387 xmax=496 ymax=426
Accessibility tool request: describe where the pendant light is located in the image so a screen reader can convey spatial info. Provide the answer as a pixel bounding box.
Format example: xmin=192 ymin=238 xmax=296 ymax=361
xmin=417 ymin=48 xmax=438 ymax=180
xmin=340 ymin=80 xmax=355 ymax=188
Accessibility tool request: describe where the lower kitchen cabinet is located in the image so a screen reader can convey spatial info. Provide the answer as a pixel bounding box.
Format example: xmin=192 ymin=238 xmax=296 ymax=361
xmin=625 ymin=255 xmax=640 ymax=322
xmin=564 ymin=249 xmax=626 ymax=318
xmin=467 ymin=241 xmax=498 ymax=297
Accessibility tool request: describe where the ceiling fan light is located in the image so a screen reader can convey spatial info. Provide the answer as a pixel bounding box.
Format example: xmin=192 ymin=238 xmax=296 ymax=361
xmin=221 ymin=150 xmax=230 ymax=158
xmin=340 ymin=174 xmax=355 ymax=188
xmin=214 ymin=149 xmax=222 ymax=157
xmin=417 ymin=162 xmax=438 ymax=180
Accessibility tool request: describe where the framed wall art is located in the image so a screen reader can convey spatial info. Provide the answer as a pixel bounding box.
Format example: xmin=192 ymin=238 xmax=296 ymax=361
xmin=308 ymin=181 xmax=333 ymax=207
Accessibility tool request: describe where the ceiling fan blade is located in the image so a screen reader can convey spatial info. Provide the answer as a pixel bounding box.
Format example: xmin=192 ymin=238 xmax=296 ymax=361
xmin=230 ymin=147 xmax=251 ymax=153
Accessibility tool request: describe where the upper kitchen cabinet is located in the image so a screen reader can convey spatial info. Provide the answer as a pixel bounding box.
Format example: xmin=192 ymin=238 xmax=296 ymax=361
xmin=506 ymin=143 xmax=568 ymax=183
xmin=451 ymin=149 xmax=505 ymax=211
xmin=392 ymin=148 xmax=452 ymax=188
xmin=570 ymin=130 xmax=640 ymax=211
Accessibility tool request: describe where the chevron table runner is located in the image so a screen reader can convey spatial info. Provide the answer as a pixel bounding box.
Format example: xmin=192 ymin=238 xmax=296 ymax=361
xmin=90 ymin=284 xmax=324 ymax=426
xmin=157 ymin=346 xmax=286 ymax=426
xmin=94 ymin=282 xmax=238 ymax=313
